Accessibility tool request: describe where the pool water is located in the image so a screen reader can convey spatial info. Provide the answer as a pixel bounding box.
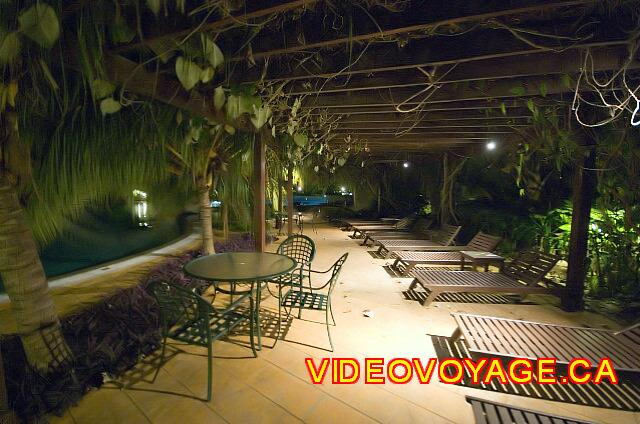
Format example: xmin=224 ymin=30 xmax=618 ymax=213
xmin=0 ymin=210 xmax=189 ymax=294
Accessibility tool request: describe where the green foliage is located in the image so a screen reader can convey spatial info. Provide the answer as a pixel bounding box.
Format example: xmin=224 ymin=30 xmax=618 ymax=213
xmin=0 ymin=31 xmax=21 ymax=65
xmin=175 ymin=57 xmax=202 ymax=91
xmin=18 ymin=3 xmax=60 ymax=48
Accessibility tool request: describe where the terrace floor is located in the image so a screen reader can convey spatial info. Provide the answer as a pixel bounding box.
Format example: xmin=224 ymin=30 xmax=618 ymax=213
xmin=48 ymin=224 xmax=640 ymax=424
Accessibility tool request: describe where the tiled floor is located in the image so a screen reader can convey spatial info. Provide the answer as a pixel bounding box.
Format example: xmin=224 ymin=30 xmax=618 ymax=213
xmin=48 ymin=225 xmax=640 ymax=423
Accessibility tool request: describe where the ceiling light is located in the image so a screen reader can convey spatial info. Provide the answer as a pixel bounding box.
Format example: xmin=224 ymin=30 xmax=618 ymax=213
xmin=403 ymin=162 xmax=410 ymax=168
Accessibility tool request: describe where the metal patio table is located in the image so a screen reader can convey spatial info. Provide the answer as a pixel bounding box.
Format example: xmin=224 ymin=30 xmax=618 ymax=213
xmin=183 ymin=252 xmax=297 ymax=350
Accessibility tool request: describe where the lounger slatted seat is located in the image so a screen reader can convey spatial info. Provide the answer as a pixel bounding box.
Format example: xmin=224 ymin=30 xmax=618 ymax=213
xmin=351 ymin=214 xmax=416 ymax=237
xmin=376 ymin=224 xmax=461 ymax=258
xmin=342 ymin=217 xmax=400 ymax=230
xmin=453 ymin=314 xmax=640 ymax=373
xmin=466 ymin=396 xmax=595 ymax=424
xmin=391 ymin=232 xmax=501 ymax=275
xmin=408 ymin=250 xmax=560 ymax=306
xmin=361 ymin=219 xmax=433 ymax=246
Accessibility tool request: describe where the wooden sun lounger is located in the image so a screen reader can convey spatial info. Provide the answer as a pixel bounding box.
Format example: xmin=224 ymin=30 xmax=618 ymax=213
xmin=408 ymin=250 xmax=560 ymax=306
xmin=466 ymin=396 xmax=596 ymax=424
xmin=351 ymin=214 xmax=416 ymax=237
xmin=360 ymin=219 xmax=433 ymax=246
xmin=391 ymin=232 xmax=501 ymax=275
xmin=453 ymin=314 xmax=640 ymax=374
xmin=376 ymin=224 xmax=461 ymax=257
xmin=342 ymin=217 xmax=400 ymax=230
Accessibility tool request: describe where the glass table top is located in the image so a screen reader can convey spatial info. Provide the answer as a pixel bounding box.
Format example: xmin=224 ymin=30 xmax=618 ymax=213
xmin=183 ymin=252 xmax=297 ymax=282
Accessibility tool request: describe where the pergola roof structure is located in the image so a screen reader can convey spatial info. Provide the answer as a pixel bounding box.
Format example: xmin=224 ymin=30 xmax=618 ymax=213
xmin=98 ymin=0 xmax=639 ymax=156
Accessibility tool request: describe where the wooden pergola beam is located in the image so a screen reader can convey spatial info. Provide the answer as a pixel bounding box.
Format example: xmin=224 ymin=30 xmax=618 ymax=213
xmin=307 ymin=103 xmax=546 ymax=115
xmin=302 ymin=75 xmax=590 ymax=109
xmin=332 ymin=130 xmax=512 ymax=136
xmin=334 ymin=123 xmax=528 ymax=130
xmin=228 ymin=0 xmax=600 ymax=64
xmin=234 ymin=33 xmax=628 ymax=83
xmin=286 ymin=45 xmax=633 ymax=95
xmin=113 ymin=0 xmax=319 ymax=53
xmin=338 ymin=115 xmax=532 ymax=123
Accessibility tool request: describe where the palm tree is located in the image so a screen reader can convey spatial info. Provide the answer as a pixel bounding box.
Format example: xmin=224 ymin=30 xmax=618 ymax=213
xmin=167 ymin=123 xmax=253 ymax=254
xmin=1 ymin=3 xmax=183 ymax=370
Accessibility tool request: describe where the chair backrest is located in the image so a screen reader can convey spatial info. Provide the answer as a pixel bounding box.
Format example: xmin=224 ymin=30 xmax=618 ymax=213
xmin=147 ymin=280 xmax=210 ymax=346
xmin=503 ymin=250 xmax=560 ymax=286
xmin=467 ymin=232 xmax=502 ymax=252
xmin=466 ymin=396 xmax=595 ymax=424
xmin=277 ymin=234 xmax=316 ymax=266
xmin=616 ymin=322 xmax=640 ymax=346
xmin=327 ymin=253 xmax=349 ymax=296
xmin=431 ymin=224 xmax=461 ymax=246
xmin=396 ymin=213 xmax=418 ymax=229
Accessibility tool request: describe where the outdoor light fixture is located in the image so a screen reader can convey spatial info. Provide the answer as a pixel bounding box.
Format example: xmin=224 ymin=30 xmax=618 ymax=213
xmin=132 ymin=190 xmax=149 ymax=227
xmin=297 ymin=186 xmax=302 ymax=192
xmin=486 ymin=141 xmax=497 ymax=151
xmin=403 ymin=162 xmax=410 ymax=168
xmin=341 ymin=186 xmax=346 ymax=192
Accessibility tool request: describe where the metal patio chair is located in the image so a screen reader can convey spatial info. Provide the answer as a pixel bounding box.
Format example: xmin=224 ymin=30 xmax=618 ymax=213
xmin=281 ymin=253 xmax=348 ymax=351
xmin=267 ymin=234 xmax=317 ymax=342
xmin=148 ymin=280 xmax=256 ymax=401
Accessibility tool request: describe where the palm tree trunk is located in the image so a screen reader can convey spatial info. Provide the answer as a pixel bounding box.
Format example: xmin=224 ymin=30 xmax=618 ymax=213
xmin=222 ymin=200 xmax=229 ymax=240
xmin=0 ymin=177 xmax=71 ymax=372
xmin=198 ymin=178 xmax=215 ymax=255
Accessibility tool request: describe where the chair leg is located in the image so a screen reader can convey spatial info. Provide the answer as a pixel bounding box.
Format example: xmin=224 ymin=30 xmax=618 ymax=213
xmin=408 ymin=278 xmax=419 ymax=290
xmin=249 ymin=297 xmax=257 ymax=357
xmin=329 ymin=300 xmax=336 ymax=326
xmin=206 ymin=342 xmax=213 ymax=401
xmin=360 ymin=235 xmax=370 ymax=246
xmin=297 ymin=286 xmax=303 ymax=319
xmin=402 ymin=263 xmax=415 ymax=277
xmin=422 ymin=289 xmax=440 ymax=306
xmin=273 ymin=286 xmax=283 ymax=347
xmin=325 ymin=307 xmax=334 ymax=352
xmin=254 ymin=282 xmax=262 ymax=351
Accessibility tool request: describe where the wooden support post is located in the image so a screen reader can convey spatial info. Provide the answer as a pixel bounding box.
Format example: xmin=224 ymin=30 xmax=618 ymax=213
xmin=287 ymin=164 xmax=294 ymax=235
xmin=562 ymin=143 xmax=597 ymax=311
xmin=253 ymin=134 xmax=266 ymax=252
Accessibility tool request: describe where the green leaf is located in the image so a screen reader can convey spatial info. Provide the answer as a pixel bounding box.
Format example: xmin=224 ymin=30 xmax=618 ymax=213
xmin=226 ymin=95 xmax=241 ymax=120
xmin=226 ymin=93 xmax=261 ymax=120
xmin=110 ymin=18 xmax=136 ymax=44
xmin=146 ymin=0 xmax=161 ymax=15
xmin=337 ymin=157 xmax=347 ymax=167
xmin=100 ymin=97 xmax=121 ymax=115
xmin=499 ymin=102 xmax=506 ymax=115
xmin=293 ymin=133 xmax=308 ymax=147
xmin=509 ymin=86 xmax=526 ymax=96
xmin=561 ymin=74 xmax=573 ymax=89
xmin=175 ymin=57 xmax=201 ymax=90
xmin=213 ymin=86 xmax=226 ymax=110
xmin=200 ymin=66 xmax=214 ymax=83
xmin=539 ymin=82 xmax=548 ymax=97
xmin=202 ymin=35 xmax=224 ymax=68
xmin=224 ymin=124 xmax=235 ymax=135
xmin=91 ymin=79 xmax=116 ymax=99
xmin=526 ymin=99 xmax=535 ymax=113
xmin=18 ymin=4 xmax=60 ymax=48
xmin=0 ymin=32 xmax=21 ymax=65
xmin=250 ymin=105 xmax=272 ymax=129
